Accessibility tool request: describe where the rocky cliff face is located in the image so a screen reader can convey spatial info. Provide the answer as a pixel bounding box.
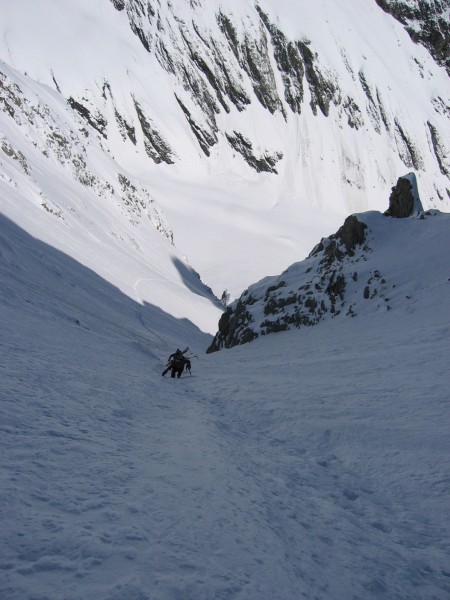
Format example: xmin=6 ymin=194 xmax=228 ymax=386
xmin=207 ymin=212 xmax=371 ymax=352
xmin=374 ymin=0 xmax=450 ymax=75
xmin=101 ymin=0 xmax=450 ymax=201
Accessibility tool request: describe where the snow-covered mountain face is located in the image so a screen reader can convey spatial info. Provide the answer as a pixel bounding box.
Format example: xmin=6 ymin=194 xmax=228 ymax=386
xmin=1 ymin=0 xmax=449 ymax=332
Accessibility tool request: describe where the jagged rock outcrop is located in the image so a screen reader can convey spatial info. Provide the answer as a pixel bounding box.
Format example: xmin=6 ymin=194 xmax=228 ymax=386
xmin=133 ymin=100 xmax=175 ymax=164
xmin=427 ymin=121 xmax=450 ymax=178
xmin=175 ymin=95 xmax=218 ymax=156
xmin=2 ymin=0 xmax=450 ymax=297
xmin=226 ymin=131 xmax=283 ymax=173
xmin=207 ymin=173 xmax=432 ymax=352
xmin=67 ymin=98 xmax=108 ymax=139
xmin=207 ymin=213 xmax=370 ymax=352
xmin=217 ymin=11 xmax=284 ymax=116
xmin=256 ymin=7 xmax=305 ymax=114
xmin=374 ymin=0 xmax=450 ymax=75
xmin=384 ymin=173 xmax=423 ymax=217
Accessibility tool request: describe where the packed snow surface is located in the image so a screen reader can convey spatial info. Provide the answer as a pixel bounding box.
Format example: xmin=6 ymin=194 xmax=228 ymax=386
xmin=1 ymin=213 xmax=449 ymax=599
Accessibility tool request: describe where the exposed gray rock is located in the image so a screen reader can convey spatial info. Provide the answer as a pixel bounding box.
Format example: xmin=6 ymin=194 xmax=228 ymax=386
xmin=226 ymin=131 xmax=283 ymax=173
xmin=0 ymin=66 xmax=174 ymax=241
xmin=359 ymin=71 xmax=381 ymax=133
xmin=310 ymin=215 xmax=367 ymax=260
xmin=175 ymin=95 xmax=218 ymax=156
xmin=67 ymin=98 xmax=108 ymax=139
xmin=374 ymin=0 xmax=450 ymax=75
xmin=427 ymin=121 xmax=450 ymax=177
xmin=394 ymin=119 xmax=422 ymax=170
xmin=207 ymin=214 xmax=370 ymax=352
xmin=115 ymin=109 xmax=136 ymax=145
xmin=218 ymin=11 xmax=283 ymax=114
xmin=297 ymin=40 xmax=338 ymax=117
xmin=207 ymin=302 xmax=257 ymax=353
xmin=110 ymin=0 xmax=125 ymax=10
xmin=107 ymin=0 xmax=446 ymax=183
xmin=342 ymin=96 xmax=364 ymax=129
xmin=1 ymin=139 xmax=29 ymax=174
xmin=256 ymin=7 xmax=305 ymax=114
xmin=336 ymin=215 xmax=368 ymax=252
xmin=133 ymin=100 xmax=175 ymax=164
xmin=384 ymin=173 xmax=423 ymax=217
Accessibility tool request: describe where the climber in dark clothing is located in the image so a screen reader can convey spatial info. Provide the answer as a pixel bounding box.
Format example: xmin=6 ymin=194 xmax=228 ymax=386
xmin=162 ymin=347 xmax=190 ymax=378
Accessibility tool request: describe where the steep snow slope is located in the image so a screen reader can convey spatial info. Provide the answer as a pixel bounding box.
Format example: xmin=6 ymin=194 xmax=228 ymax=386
xmin=0 ymin=61 xmax=221 ymax=333
xmin=1 ymin=0 xmax=449 ymax=310
xmin=1 ymin=212 xmax=449 ymax=600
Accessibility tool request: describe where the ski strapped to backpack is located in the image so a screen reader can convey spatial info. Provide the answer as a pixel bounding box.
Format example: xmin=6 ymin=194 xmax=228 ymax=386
xmin=162 ymin=347 xmax=196 ymax=377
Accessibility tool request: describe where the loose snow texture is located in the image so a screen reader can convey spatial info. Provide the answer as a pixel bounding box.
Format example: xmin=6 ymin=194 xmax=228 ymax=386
xmin=1 ymin=215 xmax=449 ymax=598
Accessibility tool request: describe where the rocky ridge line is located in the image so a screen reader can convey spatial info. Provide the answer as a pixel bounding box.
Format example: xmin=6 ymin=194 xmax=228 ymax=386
xmin=207 ymin=173 xmax=432 ymax=352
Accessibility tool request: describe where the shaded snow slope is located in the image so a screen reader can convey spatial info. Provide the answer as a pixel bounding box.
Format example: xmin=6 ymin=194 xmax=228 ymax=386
xmin=1 ymin=0 xmax=449 ymax=309
xmin=1 ymin=217 xmax=449 ymax=599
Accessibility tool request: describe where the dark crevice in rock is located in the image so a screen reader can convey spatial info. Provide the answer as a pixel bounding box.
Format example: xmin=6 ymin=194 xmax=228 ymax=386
xmin=133 ymin=99 xmax=175 ymax=164
xmin=297 ymin=41 xmax=337 ymax=116
xmin=180 ymin=29 xmax=230 ymax=113
xmin=226 ymin=131 xmax=282 ymax=173
xmin=218 ymin=11 xmax=283 ymax=115
xmin=177 ymin=58 xmax=220 ymax=124
xmin=115 ymin=109 xmax=137 ymax=145
xmin=359 ymin=71 xmax=382 ymax=133
xmin=67 ymin=98 xmax=108 ymax=139
xmin=51 ymin=71 xmax=62 ymax=94
xmin=427 ymin=121 xmax=449 ymax=177
xmin=374 ymin=0 xmax=450 ymax=75
xmin=156 ymin=39 xmax=177 ymax=75
xmin=242 ymin=34 xmax=282 ymax=114
xmin=342 ymin=96 xmax=364 ymax=129
xmin=257 ymin=6 xmax=305 ymax=114
xmin=217 ymin=12 xmax=240 ymax=62
xmin=376 ymin=88 xmax=391 ymax=132
xmin=394 ymin=119 xmax=422 ymax=170
xmin=432 ymin=96 xmax=450 ymax=118
xmin=384 ymin=174 xmax=423 ymax=217
xmin=211 ymin=40 xmax=251 ymax=112
xmin=175 ymin=95 xmax=218 ymax=156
